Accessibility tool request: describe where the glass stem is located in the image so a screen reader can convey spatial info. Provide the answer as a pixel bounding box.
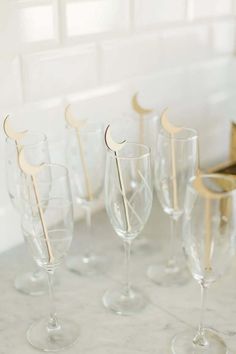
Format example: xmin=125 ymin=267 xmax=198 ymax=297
xmin=47 ymin=269 xmax=60 ymax=331
xmin=193 ymin=282 xmax=208 ymax=346
xmin=85 ymin=205 xmax=93 ymax=258
xmin=166 ymin=217 xmax=178 ymax=271
xmin=124 ymin=239 xmax=132 ymax=296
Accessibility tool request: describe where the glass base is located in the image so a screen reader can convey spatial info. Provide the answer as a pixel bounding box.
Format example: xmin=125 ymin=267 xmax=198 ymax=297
xmin=14 ymin=270 xmax=48 ymax=296
xmin=147 ymin=263 xmax=190 ymax=287
xmin=66 ymin=254 xmax=107 ymax=276
xmin=102 ymin=286 xmax=146 ymax=315
xmin=27 ymin=317 xmax=79 ymax=352
xmin=171 ymin=329 xmax=228 ymax=354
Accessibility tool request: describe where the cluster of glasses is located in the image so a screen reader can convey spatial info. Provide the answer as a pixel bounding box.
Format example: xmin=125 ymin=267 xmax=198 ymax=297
xmin=4 ymin=108 xmax=236 ymax=354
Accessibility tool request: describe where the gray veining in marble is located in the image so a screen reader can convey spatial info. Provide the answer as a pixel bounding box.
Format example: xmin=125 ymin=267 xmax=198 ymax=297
xmin=1 ymin=197 xmax=236 ymax=353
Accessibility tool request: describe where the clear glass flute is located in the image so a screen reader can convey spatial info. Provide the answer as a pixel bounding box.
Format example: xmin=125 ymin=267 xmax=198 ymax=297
xmin=130 ymin=112 xmax=159 ymax=253
xmin=148 ymin=127 xmax=199 ymax=286
xmin=5 ymin=131 xmax=50 ymax=295
xmin=103 ymin=143 xmax=153 ymax=315
xmin=171 ymin=174 xmax=236 ymax=354
xmin=66 ymin=122 xmax=106 ymax=276
xmin=21 ymin=163 xmax=79 ymax=351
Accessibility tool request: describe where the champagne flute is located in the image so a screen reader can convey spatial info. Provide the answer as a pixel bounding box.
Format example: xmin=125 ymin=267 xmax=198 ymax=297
xmin=21 ymin=162 xmax=79 ymax=351
xmin=148 ymin=127 xmax=198 ymax=286
xmin=5 ymin=131 xmax=50 ymax=295
xmin=171 ymin=174 xmax=236 ymax=354
xmin=129 ymin=111 xmax=159 ymax=252
xmin=66 ymin=121 xmax=106 ymax=276
xmin=103 ymin=143 xmax=153 ymax=315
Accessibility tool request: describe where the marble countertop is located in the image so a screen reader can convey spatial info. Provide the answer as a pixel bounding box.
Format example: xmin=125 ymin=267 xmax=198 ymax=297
xmin=1 ymin=198 xmax=236 ymax=354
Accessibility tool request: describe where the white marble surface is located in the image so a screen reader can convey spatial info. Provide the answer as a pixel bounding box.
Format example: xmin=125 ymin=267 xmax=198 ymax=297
xmin=1 ymin=198 xmax=236 ymax=354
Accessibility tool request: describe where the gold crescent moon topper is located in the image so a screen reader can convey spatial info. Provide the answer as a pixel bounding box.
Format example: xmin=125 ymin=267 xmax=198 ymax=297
xmin=18 ymin=148 xmax=45 ymax=176
xmin=193 ymin=175 xmax=228 ymax=200
xmin=18 ymin=148 xmax=54 ymax=263
xmin=104 ymin=125 xmax=126 ymax=152
xmin=160 ymin=108 xmax=183 ymax=134
xmin=65 ymin=105 xmax=87 ymax=130
xmin=132 ymin=92 xmax=153 ymax=116
xmin=3 ymin=115 xmax=28 ymax=141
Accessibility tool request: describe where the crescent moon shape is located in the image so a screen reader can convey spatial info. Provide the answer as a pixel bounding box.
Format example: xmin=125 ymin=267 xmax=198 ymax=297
xmin=3 ymin=115 xmax=28 ymax=141
xmin=18 ymin=148 xmax=44 ymax=176
xmin=104 ymin=125 xmax=126 ymax=152
xmin=161 ymin=108 xmax=183 ymax=134
xmin=65 ymin=105 xmax=87 ymax=130
xmin=193 ymin=175 xmax=226 ymax=200
xmin=132 ymin=93 xmax=153 ymax=116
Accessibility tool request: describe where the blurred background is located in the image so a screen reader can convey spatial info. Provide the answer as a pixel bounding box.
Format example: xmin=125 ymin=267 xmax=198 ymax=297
xmin=1 ymin=0 xmax=236 ymax=252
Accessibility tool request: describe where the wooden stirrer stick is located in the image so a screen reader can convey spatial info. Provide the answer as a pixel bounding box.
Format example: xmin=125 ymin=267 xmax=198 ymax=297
xmin=105 ymin=125 xmax=131 ymax=232
xmin=193 ymin=175 xmax=227 ymax=271
xmin=131 ymin=92 xmax=153 ymax=145
xmin=18 ymin=149 xmax=54 ymax=264
xmin=160 ymin=108 xmax=183 ymax=211
xmin=65 ymin=105 xmax=93 ymax=201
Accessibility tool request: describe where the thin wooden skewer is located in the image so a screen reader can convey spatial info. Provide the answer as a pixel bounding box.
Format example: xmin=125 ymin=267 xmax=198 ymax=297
xmin=131 ymin=92 xmax=153 ymax=146
xmin=170 ymin=134 xmax=178 ymax=210
xmin=3 ymin=116 xmax=54 ymax=263
xmin=160 ymin=109 xmax=183 ymax=211
xmin=18 ymin=149 xmax=54 ymax=264
xmin=65 ymin=105 xmax=93 ymax=201
xmin=193 ymin=175 xmax=228 ymax=272
xmin=205 ymin=198 xmax=212 ymax=271
xmin=75 ymin=130 xmax=93 ymax=201
xmin=139 ymin=115 xmax=144 ymax=145
xmin=105 ymin=125 xmax=131 ymax=232
xmin=115 ymin=151 xmax=131 ymax=232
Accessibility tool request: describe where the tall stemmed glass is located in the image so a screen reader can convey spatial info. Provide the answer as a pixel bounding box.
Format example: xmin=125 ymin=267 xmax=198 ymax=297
xmin=171 ymin=174 xmax=236 ymax=354
xmin=130 ymin=108 xmax=159 ymax=252
xmin=20 ymin=161 xmax=79 ymax=351
xmin=148 ymin=127 xmax=199 ymax=286
xmin=5 ymin=131 xmax=50 ymax=295
xmin=66 ymin=122 xmax=106 ymax=276
xmin=103 ymin=142 xmax=153 ymax=315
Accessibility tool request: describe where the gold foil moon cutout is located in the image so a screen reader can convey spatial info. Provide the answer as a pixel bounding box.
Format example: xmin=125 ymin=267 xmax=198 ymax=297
xmin=193 ymin=175 xmax=228 ymax=200
xmin=160 ymin=108 xmax=183 ymax=134
xmin=132 ymin=93 xmax=153 ymax=116
xmin=3 ymin=115 xmax=28 ymax=141
xmin=65 ymin=105 xmax=87 ymax=130
xmin=18 ymin=148 xmax=44 ymax=176
xmin=104 ymin=125 xmax=126 ymax=152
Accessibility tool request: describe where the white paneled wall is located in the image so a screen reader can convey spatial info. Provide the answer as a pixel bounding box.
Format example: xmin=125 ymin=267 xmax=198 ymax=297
xmin=134 ymin=0 xmax=186 ymax=26
xmin=190 ymin=0 xmax=232 ymax=19
xmin=64 ymin=0 xmax=129 ymax=36
xmin=0 ymin=0 xmax=236 ymax=252
xmin=22 ymin=44 xmax=98 ymax=100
